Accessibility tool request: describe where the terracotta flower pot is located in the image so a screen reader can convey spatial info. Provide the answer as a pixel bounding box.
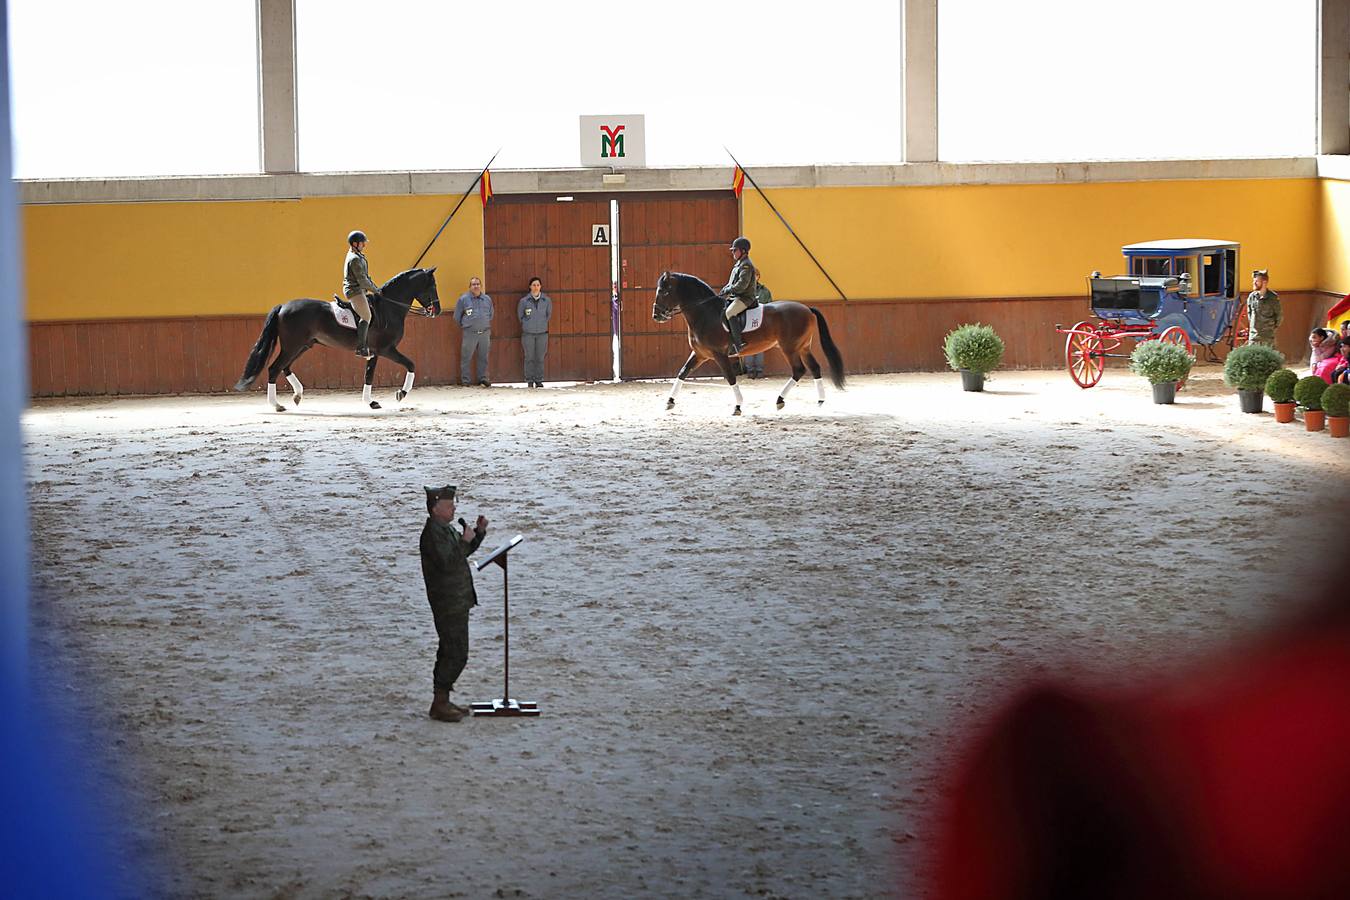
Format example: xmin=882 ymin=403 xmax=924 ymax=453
xmin=1272 ymin=401 xmax=1296 ymax=423
xmin=1304 ymin=409 xmax=1326 ymax=432
xmin=1329 ymin=415 xmax=1349 ymax=438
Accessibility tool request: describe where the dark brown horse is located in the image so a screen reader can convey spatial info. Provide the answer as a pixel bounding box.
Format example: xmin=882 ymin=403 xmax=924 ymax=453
xmin=234 ymin=268 xmax=441 ymax=411
xmin=652 ymin=271 xmax=845 ymax=415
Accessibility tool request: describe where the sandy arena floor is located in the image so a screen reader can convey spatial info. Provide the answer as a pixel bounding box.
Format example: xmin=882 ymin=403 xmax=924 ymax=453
xmin=23 ymin=366 xmax=1350 ymax=899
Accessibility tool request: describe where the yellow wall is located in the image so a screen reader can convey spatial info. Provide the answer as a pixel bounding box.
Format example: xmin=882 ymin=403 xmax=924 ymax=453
xmin=23 ymin=195 xmax=484 ymax=321
xmin=22 ymin=176 xmax=1327 ymax=319
xmin=743 ymin=178 xmax=1321 ymax=300
xmin=1318 ymin=178 xmax=1350 ymax=298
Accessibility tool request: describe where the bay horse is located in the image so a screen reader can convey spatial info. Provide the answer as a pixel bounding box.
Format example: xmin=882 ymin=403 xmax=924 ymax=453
xmin=652 ymin=271 xmax=845 ymax=415
xmin=234 ymin=267 xmax=441 ymax=411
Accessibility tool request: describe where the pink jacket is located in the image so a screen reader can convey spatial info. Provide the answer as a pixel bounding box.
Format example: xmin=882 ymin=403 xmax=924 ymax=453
xmin=1313 ymin=356 xmax=1340 ymax=384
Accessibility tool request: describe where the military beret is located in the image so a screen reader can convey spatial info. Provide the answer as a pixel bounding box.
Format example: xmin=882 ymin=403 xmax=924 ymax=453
xmin=424 ymin=484 xmax=456 ymax=504
xmin=1252 ymin=268 xmax=1269 ymax=278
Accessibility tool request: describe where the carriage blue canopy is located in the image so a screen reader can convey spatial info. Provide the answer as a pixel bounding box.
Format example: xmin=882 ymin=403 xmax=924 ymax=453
xmin=1088 ymin=239 xmax=1241 ymax=346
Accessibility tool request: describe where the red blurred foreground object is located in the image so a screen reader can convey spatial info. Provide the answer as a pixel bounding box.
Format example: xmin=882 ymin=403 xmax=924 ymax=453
xmin=931 ymin=602 xmax=1350 ymax=900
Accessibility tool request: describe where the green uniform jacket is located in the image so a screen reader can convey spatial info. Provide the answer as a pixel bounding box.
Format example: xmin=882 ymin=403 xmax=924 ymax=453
xmin=419 ymin=516 xmax=485 ymax=616
xmin=720 ymin=256 xmax=758 ymax=306
xmin=343 ymin=248 xmax=380 ymax=297
xmin=1247 ymin=288 xmax=1282 ymax=343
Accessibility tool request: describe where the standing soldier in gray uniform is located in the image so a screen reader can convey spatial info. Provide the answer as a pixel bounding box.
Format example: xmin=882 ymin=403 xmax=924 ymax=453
xmin=419 ymin=484 xmax=488 ymax=723
xmin=455 ymin=276 xmax=494 ymax=386
xmin=1246 ymin=268 xmax=1282 ymax=347
xmin=743 ymin=270 xmax=773 ymax=378
xmin=720 ymin=236 xmax=759 ymax=356
xmin=518 ymin=276 xmax=552 ymax=388
xmin=343 ymin=230 xmax=379 ymax=357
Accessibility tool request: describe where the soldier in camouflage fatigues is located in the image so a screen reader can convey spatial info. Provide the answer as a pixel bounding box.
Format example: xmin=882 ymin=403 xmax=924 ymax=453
xmin=419 ymin=484 xmax=488 ymax=722
xmin=1246 ymin=268 xmax=1282 ymax=347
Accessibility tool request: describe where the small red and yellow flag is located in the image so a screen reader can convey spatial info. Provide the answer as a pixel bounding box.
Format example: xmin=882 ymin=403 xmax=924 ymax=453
xmin=480 ymin=169 xmax=493 ymax=208
xmin=731 ymin=166 xmax=745 ymax=198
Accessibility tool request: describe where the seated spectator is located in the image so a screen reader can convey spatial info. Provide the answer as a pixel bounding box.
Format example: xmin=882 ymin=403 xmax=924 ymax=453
xmin=1312 ymin=337 xmax=1344 ymax=380
xmin=1309 ymin=328 xmax=1339 ymax=372
xmin=1332 ymin=341 xmax=1350 ymax=385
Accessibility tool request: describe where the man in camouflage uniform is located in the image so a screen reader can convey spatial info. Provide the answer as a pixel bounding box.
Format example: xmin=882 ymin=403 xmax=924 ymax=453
xmin=343 ymin=230 xmax=379 ymax=358
xmin=1246 ymin=268 xmax=1282 ymax=347
xmin=419 ymin=484 xmax=488 ymax=722
xmin=720 ymin=236 xmax=759 ymax=356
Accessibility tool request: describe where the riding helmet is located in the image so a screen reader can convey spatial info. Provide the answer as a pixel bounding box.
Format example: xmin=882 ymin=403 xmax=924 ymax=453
xmin=730 ymin=236 xmax=751 ymax=252
xmin=348 ymin=230 xmax=368 ymax=245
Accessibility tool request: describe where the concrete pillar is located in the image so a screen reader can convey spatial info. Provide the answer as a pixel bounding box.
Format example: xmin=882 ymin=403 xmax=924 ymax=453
xmin=257 ymin=0 xmax=298 ymax=173
xmin=1319 ymin=0 xmax=1350 ymax=155
xmin=901 ymin=0 xmax=938 ymax=162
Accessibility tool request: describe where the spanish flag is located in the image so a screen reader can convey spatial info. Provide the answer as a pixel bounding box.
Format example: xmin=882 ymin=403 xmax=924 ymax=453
xmin=480 ymin=169 xmax=493 ymax=208
xmin=732 ymin=166 xmax=745 ymax=198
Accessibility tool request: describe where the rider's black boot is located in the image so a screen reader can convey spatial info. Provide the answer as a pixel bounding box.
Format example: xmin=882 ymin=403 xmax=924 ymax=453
xmin=355 ymin=320 xmax=370 ymax=357
xmin=727 ymin=315 xmax=745 ymax=356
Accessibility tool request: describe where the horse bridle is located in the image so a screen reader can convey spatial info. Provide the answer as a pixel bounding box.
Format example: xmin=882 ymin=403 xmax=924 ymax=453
xmin=652 ymin=282 xmax=683 ymax=323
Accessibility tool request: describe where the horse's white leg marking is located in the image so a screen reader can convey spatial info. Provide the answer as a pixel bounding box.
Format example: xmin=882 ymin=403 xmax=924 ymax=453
xmin=779 ymin=377 xmax=798 ymax=399
xmin=815 ymin=377 xmax=826 ymax=404
xmin=668 ymin=378 xmax=685 ymax=402
xmin=732 ymin=383 xmax=744 ymax=407
xmin=286 ymin=373 xmax=303 ymax=401
xmin=401 ymin=372 xmax=415 ymax=396
xmin=267 ymin=382 xmax=280 ymax=410
xmin=362 ymin=383 xmax=373 ymax=405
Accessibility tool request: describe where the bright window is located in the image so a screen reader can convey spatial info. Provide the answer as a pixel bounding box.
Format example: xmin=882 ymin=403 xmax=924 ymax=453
xmin=938 ymin=0 xmax=1317 ymax=161
xmin=9 ymin=0 xmax=260 ymax=179
xmin=295 ymin=0 xmax=902 ymax=172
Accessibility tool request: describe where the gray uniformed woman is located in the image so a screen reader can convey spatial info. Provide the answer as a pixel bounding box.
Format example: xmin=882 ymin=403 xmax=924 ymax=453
xmin=720 ymin=236 xmax=759 ymax=355
xmin=342 ymin=230 xmax=379 ymax=357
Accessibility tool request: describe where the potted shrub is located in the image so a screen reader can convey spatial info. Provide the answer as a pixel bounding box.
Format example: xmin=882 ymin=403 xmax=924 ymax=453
xmin=1129 ymin=340 xmax=1193 ymax=404
xmin=1294 ymin=375 xmax=1328 ymax=431
xmin=942 ymin=323 xmax=1005 ymax=392
xmin=1322 ymin=382 xmax=1350 ymax=438
xmin=1223 ymin=344 xmax=1285 ymax=413
xmin=1264 ymin=368 xmax=1299 ymax=423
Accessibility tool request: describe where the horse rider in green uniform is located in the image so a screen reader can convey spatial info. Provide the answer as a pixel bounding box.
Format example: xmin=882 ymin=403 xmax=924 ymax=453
xmin=343 ymin=230 xmax=378 ymax=358
xmin=720 ymin=236 xmax=759 ymax=356
xmin=1246 ymin=268 xmax=1282 ymax=347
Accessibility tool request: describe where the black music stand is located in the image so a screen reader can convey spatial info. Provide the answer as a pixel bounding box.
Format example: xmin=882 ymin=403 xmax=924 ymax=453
xmin=469 ymin=534 xmax=539 ymax=717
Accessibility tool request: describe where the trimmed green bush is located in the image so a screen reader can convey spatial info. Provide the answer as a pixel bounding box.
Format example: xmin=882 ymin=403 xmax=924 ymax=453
xmin=1129 ymin=340 xmax=1194 ymax=384
xmin=1264 ymin=368 xmax=1299 ymax=403
xmin=1223 ymin=344 xmax=1285 ymax=391
xmin=942 ymin=323 xmax=1005 ymax=374
xmin=1321 ymin=382 xmax=1350 ymax=418
xmin=1294 ymin=375 xmax=1328 ymax=411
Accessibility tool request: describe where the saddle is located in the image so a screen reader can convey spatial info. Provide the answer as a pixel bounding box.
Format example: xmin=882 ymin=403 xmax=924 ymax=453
xmin=721 ymin=303 xmax=766 ymax=334
xmin=330 ymin=296 xmax=357 ymax=330
xmin=332 ymin=294 xmax=381 ymax=331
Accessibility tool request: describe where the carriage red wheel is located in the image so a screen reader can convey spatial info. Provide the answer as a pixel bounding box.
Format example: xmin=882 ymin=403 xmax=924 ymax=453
xmin=1066 ymin=321 xmax=1105 ymax=388
xmin=1157 ymin=326 xmax=1193 ymax=392
xmin=1228 ymin=303 xmax=1249 ymax=348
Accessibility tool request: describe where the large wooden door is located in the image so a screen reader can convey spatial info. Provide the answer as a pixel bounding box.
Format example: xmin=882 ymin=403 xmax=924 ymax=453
xmin=618 ymin=192 xmax=740 ymax=379
xmin=484 ymin=195 xmax=613 ymax=383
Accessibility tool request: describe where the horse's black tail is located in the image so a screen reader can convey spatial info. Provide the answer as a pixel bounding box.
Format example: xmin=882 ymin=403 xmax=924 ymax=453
xmin=811 ymin=307 xmax=846 ymax=389
xmin=234 ymin=305 xmax=281 ymax=391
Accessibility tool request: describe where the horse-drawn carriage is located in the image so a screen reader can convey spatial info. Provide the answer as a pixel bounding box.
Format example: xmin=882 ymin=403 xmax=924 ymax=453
xmin=1057 ymin=239 xmax=1247 ymax=389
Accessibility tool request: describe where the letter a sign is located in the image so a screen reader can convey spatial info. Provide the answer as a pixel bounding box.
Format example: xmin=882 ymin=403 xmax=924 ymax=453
xmin=579 ymin=114 xmax=646 ymax=168
xmin=592 ymin=224 xmax=610 ymax=246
